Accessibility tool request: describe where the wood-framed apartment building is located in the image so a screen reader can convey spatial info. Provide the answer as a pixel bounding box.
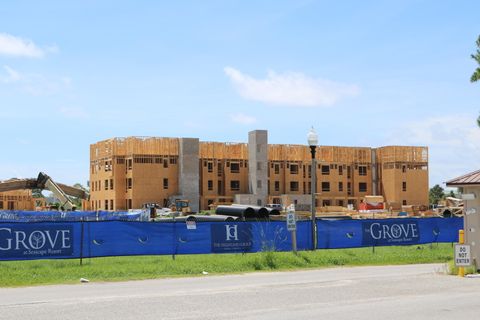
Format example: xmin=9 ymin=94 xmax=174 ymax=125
xmin=89 ymin=130 xmax=428 ymax=212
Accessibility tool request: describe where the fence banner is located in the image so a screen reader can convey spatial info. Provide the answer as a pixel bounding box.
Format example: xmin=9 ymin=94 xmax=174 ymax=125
xmin=0 ymin=220 xmax=313 ymax=261
xmin=316 ymin=217 xmax=463 ymax=249
xmin=361 ymin=220 xmax=420 ymax=246
xmin=0 ymin=222 xmax=82 ymax=260
xmin=0 ymin=218 xmax=462 ymax=261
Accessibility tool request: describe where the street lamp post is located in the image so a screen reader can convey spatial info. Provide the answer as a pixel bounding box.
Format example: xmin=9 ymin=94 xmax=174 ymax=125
xmin=307 ymin=127 xmax=318 ymax=250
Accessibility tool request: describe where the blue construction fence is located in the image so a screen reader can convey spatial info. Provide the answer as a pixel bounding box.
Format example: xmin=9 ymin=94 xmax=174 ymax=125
xmin=0 ymin=217 xmax=463 ymax=261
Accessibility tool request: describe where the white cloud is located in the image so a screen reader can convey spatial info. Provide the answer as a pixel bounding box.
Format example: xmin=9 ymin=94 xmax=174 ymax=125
xmin=3 ymin=65 xmax=21 ymax=82
xmin=386 ymin=115 xmax=480 ymax=186
xmin=183 ymin=120 xmax=202 ymax=129
xmin=0 ymin=65 xmax=70 ymax=95
xmin=224 ymin=67 xmax=359 ymax=107
xmin=0 ymin=33 xmax=56 ymax=58
xmin=15 ymin=138 xmax=30 ymax=145
xmin=0 ymin=65 xmax=22 ymax=83
xmin=230 ymin=113 xmax=257 ymax=125
xmin=59 ymin=107 xmax=88 ymax=119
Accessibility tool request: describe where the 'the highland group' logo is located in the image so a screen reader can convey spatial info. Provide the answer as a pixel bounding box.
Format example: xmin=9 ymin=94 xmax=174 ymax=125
xmin=211 ymin=224 xmax=252 ymax=253
xmin=362 ymin=220 xmax=420 ymax=246
xmin=225 ymin=225 xmax=239 ymax=241
xmin=0 ymin=225 xmax=73 ymax=258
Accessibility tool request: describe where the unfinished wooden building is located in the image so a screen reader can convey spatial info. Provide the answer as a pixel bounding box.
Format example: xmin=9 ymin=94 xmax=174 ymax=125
xmin=0 ymin=189 xmax=35 ymax=211
xmin=89 ymin=131 xmax=429 ymax=211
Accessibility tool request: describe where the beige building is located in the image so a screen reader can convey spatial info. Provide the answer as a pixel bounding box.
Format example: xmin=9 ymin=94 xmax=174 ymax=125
xmin=89 ymin=130 xmax=429 ymax=211
xmin=447 ymin=170 xmax=480 ymax=271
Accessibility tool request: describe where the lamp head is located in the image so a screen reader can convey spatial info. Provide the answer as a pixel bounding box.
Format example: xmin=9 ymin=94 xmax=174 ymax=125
xmin=307 ymin=127 xmax=318 ymax=146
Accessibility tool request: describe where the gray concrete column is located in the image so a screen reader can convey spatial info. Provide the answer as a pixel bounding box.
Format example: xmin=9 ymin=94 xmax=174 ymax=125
xmin=248 ymin=130 xmax=268 ymax=206
xmin=179 ymin=138 xmax=200 ymax=212
xmin=371 ymin=149 xmax=378 ymax=196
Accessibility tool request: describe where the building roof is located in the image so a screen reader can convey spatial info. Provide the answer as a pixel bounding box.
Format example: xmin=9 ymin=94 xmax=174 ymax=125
xmin=446 ymin=169 xmax=480 ymax=186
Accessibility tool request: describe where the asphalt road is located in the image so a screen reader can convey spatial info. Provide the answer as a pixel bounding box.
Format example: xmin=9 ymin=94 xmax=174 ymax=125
xmin=1 ymin=264 xmax=479 ymax=320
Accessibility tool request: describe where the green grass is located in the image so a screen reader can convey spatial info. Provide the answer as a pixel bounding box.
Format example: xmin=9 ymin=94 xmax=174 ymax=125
xmin=0 ymin=244 xmax=456 ymax=287
xmin=447 ymin=261 xmax=477 ymax=275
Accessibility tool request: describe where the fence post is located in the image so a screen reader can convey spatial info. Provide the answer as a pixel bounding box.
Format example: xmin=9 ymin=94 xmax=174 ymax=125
xmin=80 ymin=218 xmax=84 ymax=266
xmin=458 ymin=229 xmax=465 ymax=277
xmin=172 ymin=215 xmax=176 ymax=260
xmin=372 ymin=214 xmax=376 ymax=254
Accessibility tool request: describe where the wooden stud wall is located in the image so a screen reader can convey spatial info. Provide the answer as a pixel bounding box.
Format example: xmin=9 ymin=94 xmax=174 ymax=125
xmin=376 ymin=146 xmax=428 ymax=164
xmin=376 ymin=146 xmax=429 ymax=206
xmin=199 ymin=142 xmax=248 ymax=160
xmin=0 ymin=190 xmax=34 ymax=210
xmin=91 ymin=137 xmax=179 ymax=160
xmin=268 ymin=145 xmax=372 ymax=163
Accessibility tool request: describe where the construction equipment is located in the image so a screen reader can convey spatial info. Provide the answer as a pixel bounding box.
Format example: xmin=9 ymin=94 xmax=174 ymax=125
xmin=169 ymin=199 xmax=192 ymax=215
xmin=36 ymin=173 xmax=76 ymax=211
xmin=0 ymin=172 xmax=88 ymax=211
xmin=143 ymin=203 xmax=161 ymax=219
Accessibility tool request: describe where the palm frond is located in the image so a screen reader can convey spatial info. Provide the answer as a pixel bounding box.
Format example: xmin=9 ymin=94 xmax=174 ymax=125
xmin=471 ymin=68 xmax=480 ymax=83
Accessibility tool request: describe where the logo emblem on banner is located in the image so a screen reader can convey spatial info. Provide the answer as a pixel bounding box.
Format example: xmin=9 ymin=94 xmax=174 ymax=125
xmin=211 ymin=223 xmax=252 ymax=253
xmin=362 ymin=220 xmax=420 ymax=246
xmin=0 ymin=224 xmax=74 ymax=258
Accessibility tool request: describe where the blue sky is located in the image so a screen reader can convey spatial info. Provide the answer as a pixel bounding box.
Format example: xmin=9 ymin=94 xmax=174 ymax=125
xmin=0 ymin=0 xmax=479 ymax=188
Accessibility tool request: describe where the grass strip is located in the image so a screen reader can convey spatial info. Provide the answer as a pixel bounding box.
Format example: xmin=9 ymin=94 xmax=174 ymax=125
xmin=0 ymin=244 xmax=455 ymax=287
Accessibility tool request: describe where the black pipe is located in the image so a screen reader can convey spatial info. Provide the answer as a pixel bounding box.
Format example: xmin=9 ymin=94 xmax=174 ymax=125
xmin=193 ymin=215 xmax=238 ymax=222
xmin=215 ymin=205 xmax=256 ymax=219
xmin=229 ymin=204 xmax=269 ymax=218
xmin=265 ymin=207 xmax=281 ymax=216
xmin=156 ymin=214 xmax=239 ymax=223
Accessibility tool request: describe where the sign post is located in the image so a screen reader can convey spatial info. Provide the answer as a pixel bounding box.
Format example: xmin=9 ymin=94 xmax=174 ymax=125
xmin=286 ymin=205 xmax=297 ymax=254
xmin=455 ymin=230 xmax=471 ymax=277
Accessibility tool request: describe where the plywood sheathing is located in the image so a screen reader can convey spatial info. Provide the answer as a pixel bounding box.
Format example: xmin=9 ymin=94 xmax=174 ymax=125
xmin=268 ymin=145 xmax=372 ymax=163
xmin=199 ymin=142 xmax=248 ymax=160
xmin=91 ymin=137 xmax=179 ymax=161
xmin=376 ymin=146 xmax=428 ymax=164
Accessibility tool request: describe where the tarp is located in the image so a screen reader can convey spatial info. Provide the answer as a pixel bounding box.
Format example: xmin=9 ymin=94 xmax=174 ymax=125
xmin=0 ymin=210 xmax=148 ymax=222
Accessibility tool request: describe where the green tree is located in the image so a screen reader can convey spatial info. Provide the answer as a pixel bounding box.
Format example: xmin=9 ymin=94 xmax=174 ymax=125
xmin=32 ymin=188 xmax=44 ymax=198
xmin=471 ymin=35 xmax=480 ymax=127
xmin=471 ymin=35 xmax=480 ymax=83
xmin=73 ymin=183 xmax=89 ymax=192
xmin=429 ymin=184 xmax=445 ymax=205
